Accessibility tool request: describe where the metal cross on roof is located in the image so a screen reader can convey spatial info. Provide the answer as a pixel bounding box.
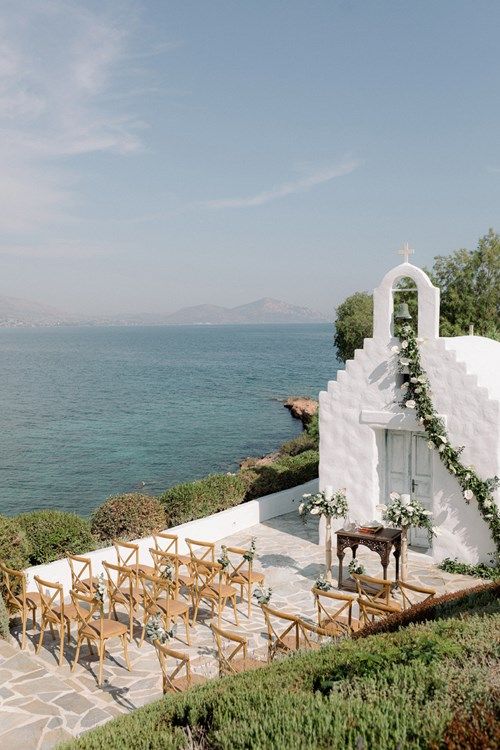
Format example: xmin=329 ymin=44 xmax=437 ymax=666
xmin=398 ymin=242 xmax=414 ymax=263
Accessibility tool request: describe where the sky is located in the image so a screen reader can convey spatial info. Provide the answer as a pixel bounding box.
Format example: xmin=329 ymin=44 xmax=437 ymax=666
xmin=1 ymin=0 xmax=499 ymax=316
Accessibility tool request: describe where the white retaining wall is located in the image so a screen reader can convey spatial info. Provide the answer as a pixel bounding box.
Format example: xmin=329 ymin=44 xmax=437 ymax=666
xmin=25 ymin=479 xmax=318 ymax=596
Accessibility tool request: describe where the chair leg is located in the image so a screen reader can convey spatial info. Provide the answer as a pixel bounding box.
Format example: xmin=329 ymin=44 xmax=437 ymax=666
xmin=87 ymin=638 xmax=94 ymax=655
xmin=72 ymin=638 xmax=82 ymax=672
xmin=36 ymin=620 xmax=45 ymax=654
xmin=59 ymin=624 xmax=65 ymax=666
xmin=247 ymin=583 xmax=251 ymax=618
xmin=184 ymin=612 xmax=191 ymax=645
xmin=232 ymin=595 xmax=239 ymax=626
xmin=49 ymin=621 xmax=55 ymax=640
xmin=21 ymin=609 xmax=27 ymax=650
xmin=31 ymin=606 xmax=37 ymax=628
xmin=66 ymin=618 xmax=71 ymax=644
xmin=122 ymin=634 xmax=131 ymax=671
xmin=97 ymin=641 xmax=104 ymax=686
xmin=139 ymin=619 xmax=146 ymax=648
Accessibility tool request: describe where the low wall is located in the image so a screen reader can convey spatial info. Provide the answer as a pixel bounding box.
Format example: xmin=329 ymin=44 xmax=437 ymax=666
xmin=25 ymin=478 xmax=318 ymax=596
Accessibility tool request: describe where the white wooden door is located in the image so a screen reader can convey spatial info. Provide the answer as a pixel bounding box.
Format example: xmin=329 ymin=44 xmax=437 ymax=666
xmin=386 ymin=430 xmax=432 ymax=550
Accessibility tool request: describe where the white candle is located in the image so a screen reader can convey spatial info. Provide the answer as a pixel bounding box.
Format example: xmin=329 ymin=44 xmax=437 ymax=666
xmin=324 ymin=485 xmax=334 ymax=500
xmin=401 ymin=494 xmax=411 ymax=505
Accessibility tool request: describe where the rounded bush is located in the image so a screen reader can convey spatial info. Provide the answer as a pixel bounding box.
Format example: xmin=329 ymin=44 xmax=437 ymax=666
xmin=91 ymin=493 xmax=167 ymax=542
xmin=161 ymin=474 xmax=246 ymax=528
xmin=17 ymin=510 xmax=95 ymax=565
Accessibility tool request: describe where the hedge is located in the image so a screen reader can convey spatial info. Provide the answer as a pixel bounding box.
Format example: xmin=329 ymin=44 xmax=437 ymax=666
xmin=91 ymin=493 xmax=167 ymax=542
xmin=17 ymin=510 xmax=96 ymax=565
xmin=59 ymin=585 xmax=499 ymax=750
xmin=0 ymin=595 xmax=9 ymax=639
xmin=242 ymin=449 xmax=319 ymax=500
xmin=0 ymin=515 xmax=32 ymax=603
xmin=161 ymin=473 xmax=248 ymax=527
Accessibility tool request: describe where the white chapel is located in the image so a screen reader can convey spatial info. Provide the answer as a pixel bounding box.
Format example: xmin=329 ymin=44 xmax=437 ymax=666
xmin=319 ymin=249 xmax=500 ymax=564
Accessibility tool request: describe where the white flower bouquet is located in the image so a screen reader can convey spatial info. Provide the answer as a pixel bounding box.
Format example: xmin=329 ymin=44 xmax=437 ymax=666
xmin=314 ymin=574 xmax=334 ymax=591
xmin=299 ymin=488 xmax=348 ymax=521
xmin=377 ymin=491 xmax=436 ymax=543
xmin=145 ymin=613 xmax=176 ymax=644
xmin=348 ymin=559 xmax=366 ymax=576
xmin=252 ymin=585 xmax=272 ymax=606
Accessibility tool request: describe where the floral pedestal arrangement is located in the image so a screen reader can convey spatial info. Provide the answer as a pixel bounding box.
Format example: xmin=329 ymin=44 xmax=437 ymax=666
xmin=299 ymin=487 xmax=348 ymax=582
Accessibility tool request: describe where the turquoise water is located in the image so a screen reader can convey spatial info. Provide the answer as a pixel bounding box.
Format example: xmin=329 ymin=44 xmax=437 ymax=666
xmin=0 ymin=324 xmax=338 ymax=517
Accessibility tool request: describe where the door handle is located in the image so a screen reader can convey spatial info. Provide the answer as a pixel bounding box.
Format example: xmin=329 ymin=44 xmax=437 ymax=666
xmin=411 ymin=479 xmax=417 ymax=493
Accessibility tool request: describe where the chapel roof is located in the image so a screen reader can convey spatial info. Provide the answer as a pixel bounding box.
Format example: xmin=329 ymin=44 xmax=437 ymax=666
xmin=442 ymin=335 xmax=500 ymax=402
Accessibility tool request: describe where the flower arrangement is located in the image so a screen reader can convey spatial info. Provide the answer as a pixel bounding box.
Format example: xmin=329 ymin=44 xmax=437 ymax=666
xmin=299 ymin=489 xmax=348 ymax=521
xmin=393 ymin=322 xmax=500 ymax=554
xmin=145 ymin=613 xmax=176 ymax=644
xmin=159 ymin=561 xmax=174 ymax=581
xmin=378 ymin=492 xmax=436 ymax=544
xmin=252 ymin=585 xmax=272 ymax=606
xmin=217 ymin=545 xmax=230 ymax=571
xmin=348 ymin=559 xmax=366 ymax=577
xmin=94 ymin=573 xmax=106 ymax=605
xmin=243 ymin=537 xmax=257 ymax=562
xmin=314 ymin=574 xmax=334 ymax=591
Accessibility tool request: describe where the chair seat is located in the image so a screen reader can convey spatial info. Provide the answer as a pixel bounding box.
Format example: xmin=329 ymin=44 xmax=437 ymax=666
xmin=201 ymin=583 xmax=237 ymax=599
xmin=230 ymin=570 xmax=265 ymax=585
xmin=149 ymin=598 xmax=190 ymax=617
xmin=137 ymin=564 xmax=156 ymax=576
xmin=82 ymin=618 xmax=128 ymax=639
xmin=319 ymin=615 xmax=361 ymax=635
xmin=74 ymin=576 xmax=100 ymax=593
xmin=178 ymin=574 xmax=195 ymax=588
xmin=177 ymin=554 xmax=192 ymax=567
xmin=227 ymin=657 xmax=266 ymax=673
xmin=115 ymin=587 xmax=141 ymax=604
xmin=52 ymin=603 xmax=80 ymax=621
xmin=169 ymin=673 xmax=207 ymax=692
xmin=25 ymin=592 xmax=42 ymax=609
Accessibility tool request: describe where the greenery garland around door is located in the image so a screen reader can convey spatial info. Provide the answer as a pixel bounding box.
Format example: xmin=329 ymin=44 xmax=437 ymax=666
xmin=392 ymin=322 xmax=500 ymax=557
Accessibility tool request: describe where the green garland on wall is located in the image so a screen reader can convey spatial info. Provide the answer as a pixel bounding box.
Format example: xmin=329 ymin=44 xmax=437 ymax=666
xmin=393 ymin=322 xmax=500 ymax=555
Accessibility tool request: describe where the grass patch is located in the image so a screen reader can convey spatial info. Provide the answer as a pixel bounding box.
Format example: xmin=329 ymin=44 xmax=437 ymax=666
xmin=59 ymin=584 xmax=499 ymax=750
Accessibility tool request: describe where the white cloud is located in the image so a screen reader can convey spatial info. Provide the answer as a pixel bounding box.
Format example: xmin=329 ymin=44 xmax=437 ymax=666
xmin=0 ymin=1 xmax=147 ymax=237
xmin=203 ymin=159 xmax=361 ymax=209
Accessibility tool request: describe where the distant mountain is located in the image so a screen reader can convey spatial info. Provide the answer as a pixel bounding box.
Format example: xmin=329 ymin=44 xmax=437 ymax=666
xmin=0 ymin=295 xmax=75 ymax=327
xmin=161 ymin=298 xmax=328 ymax=325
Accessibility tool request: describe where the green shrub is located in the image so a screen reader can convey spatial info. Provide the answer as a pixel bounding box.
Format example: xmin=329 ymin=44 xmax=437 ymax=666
xmin=280 ymin=431 xmax=317 ymax=456
xmin=243 ymin=450 xmax=319 ymax=500
xmin=58 ymin=585 xmax=499 ymax=750
xmin=17 ymin=510 xmax=95 ymax=565
xmin=161 ymin=474 xmax=247 ymax=527
xmin=91 ymin=493 xmax=167 ymax=542
xmin=438 ymin=556 xmax=500 ymax=580
xmin=0 ymin=596 xmax=9 ymax=640
xmin=0 ymin=515 xmax=32 ymax=603
xmin=305 ymin=411 xmax=319 ymax=442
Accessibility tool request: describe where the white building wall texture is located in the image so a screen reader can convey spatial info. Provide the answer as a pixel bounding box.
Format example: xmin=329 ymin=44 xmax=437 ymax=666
xmin=319 ymin=261 xmax=500 ymax=564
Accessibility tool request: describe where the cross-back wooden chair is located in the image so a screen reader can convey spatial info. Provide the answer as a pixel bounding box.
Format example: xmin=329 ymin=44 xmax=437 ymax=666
xmin=261 ymin=604 xmax=307 ymax=661
xmin=190 ymin=556 xmax=239 ymax=626
xmin=68 ymin=553 xmax=99 ymax=595
xmin=154 ymin=641 xmax=207 ymax=693
xmin=224 ymin=545 xmax=265 ymax=617
xmin=71 ymin=588 xmax=131 ymax=686
xmin=103 ymin=560 xmax=140 ymax=639
xmin=139 ymin=570 xmax=191 ymax=647
xmin=113 ymin=539 xmax=155 ymax=578
xmin=352 ymin=573 xmax=400 ymax=609
xmin=153 ymin=531 xmax=191 ymax=567
xmin=186 ymin=538 xmax=217 ymax=574
xmin=297 ymin=618 xmax=332 ymax=650
xmin=150 ymin=547 xmax=195 ymax=603
xmin=312 ymin=587 xmax=360 ymax=637
xmin=210 ymin=622 xmax=266 ymax=675
xmin=34 ymin=576 xmax=79 ymax=666
xmin=0 ymin=561 xmax=41 ymax=648
xmin=396 ymin=580 xmax=436 ymax=610
xmin=358 ymin=596 xmax=401 ymax=626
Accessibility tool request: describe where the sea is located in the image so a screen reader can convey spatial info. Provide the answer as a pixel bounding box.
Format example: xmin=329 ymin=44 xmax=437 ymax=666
xmin=0 ymin=323 xmax=339 ymax=517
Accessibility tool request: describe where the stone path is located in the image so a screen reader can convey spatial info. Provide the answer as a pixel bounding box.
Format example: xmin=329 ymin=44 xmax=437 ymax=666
xmin=0 ymin=512 xmax=483 ymax=749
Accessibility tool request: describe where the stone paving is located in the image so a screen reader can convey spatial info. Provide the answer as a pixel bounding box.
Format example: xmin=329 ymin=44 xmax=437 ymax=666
xmin=0 ymin=512 xmax=483 ymax=749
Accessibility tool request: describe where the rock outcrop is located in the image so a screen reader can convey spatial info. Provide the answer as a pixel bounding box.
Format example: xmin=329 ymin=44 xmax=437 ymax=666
xmin=283 ymin=397 xmax=318 ymax=427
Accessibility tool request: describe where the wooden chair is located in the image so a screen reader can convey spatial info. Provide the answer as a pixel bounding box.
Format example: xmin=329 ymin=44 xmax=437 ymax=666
xmin=153 ymin=531 xmax=191 ymax=567
xmin=224 ymin=545 xmax=265 ymax=617
xmin=191 ymin=556 xmax=239 ymax=626
xmin=297 ymin=618 xmax=332 ymax=649
xmin=261 ymin=604 xmax=309 ymax=661
xmin=154 ymin=641 xmax=207 ymax=693
xmin=150 ymin=547 xmax=195 ymax=604
xmin=34 ymin=576 xmax=79 ymax=666
xmin=113 ymin=539 xmax=155 ymax=578
xmin=0 ymin=561 xmax=41 ymax=649
xmin=352 ymin=573 xmax=401 ymax=609
xmin=210 ymin=622 xmax=266 ymax=675
xmin=71 ymin=589 xmax=131 ymax=686
xmin=186 ymin=538 xmax=217 ymax=574
xmin=139 ymin=570 xmax=191 ymax=647
xmin=397 ymin=580 xmax=436 ymax=610
xmin=103 ymin=560 xmax=141 ymax=639
xmin=358 ymin=596 xmax=401 ymax=626
xmin=312 ymin=587 xmax=360 ymax=637
xmin=68 ymin=554 xmax=99 ymax=595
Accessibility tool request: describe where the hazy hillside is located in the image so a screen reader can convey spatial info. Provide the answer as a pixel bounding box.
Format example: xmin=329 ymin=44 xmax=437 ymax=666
xmin=161 ymin=298 xmax=328 ymax=324
xmin=0 ymin=295 xmax=74 ymax=327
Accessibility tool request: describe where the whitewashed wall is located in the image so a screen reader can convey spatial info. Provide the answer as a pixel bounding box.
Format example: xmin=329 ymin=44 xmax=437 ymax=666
xmin=25 ymin=478 xmax=318 ymax=595
xmin=319 ymin=262 xmax=500 ymax=564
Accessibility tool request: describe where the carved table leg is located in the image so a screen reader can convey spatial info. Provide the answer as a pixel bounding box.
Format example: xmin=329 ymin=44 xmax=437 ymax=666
xmin=394 ymin=539 xmax=401 ymax=581
xmin=337 ymin=549 xmax=345 ymax=589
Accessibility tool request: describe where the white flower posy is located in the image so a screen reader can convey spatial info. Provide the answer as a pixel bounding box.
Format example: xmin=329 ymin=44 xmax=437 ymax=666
xmin=298 ymin=488 xmax=348 ymax=520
